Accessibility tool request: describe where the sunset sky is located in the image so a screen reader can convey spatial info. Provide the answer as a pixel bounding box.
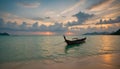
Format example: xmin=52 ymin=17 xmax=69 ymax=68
xmin=0 ymin=0 xmax=120 ymax=35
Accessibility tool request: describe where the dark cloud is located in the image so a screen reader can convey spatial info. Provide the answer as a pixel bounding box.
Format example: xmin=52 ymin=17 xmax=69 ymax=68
xmin=97 ymin=16 xmax=120 ymax=24
xmin=5 ymin=21 xmax=18 ymax=30
xmin=30 ymin=16 xmax=51 ymax=22
xmin=45 ymin=17 xmax=50 ymax=19
xmin=0 ymin=20 xmax=19 ymax=32
xmin=48 ymin=23 xmax=67 ymax=32
xmin=0 ymin=18 xmax=67 ymax=33
xmin=19 ymin=22 xmax=28 ymax=30
xmin=66 ymin=11 xmax=94 ymax=26
xmin=30 ymin=22 xmax=39 ymax=31
xmin=31 ymin=17 xmax=45 ymax=21
xmin=39 ymin=24 xmax=48 ymax=31
xmin=37 ymin=23 xmax=67 ymax=32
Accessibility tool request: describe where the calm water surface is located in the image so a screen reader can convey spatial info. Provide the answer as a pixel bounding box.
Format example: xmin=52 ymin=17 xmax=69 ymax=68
xmin=0 ymin=35 xmax=120 ymax=63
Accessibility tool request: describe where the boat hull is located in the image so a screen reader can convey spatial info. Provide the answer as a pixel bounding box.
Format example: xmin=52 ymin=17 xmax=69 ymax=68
xmin=65 ymin=38 xmax=86 ymax=45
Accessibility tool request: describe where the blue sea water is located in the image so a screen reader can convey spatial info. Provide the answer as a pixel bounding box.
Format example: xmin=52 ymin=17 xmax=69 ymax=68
xmin=0 ymin=35 xmax=120 ymax=63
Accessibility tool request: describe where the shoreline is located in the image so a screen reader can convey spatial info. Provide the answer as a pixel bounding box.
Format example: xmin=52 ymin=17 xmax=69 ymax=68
xmin=0 ymin=53 xmax=120 ymax=69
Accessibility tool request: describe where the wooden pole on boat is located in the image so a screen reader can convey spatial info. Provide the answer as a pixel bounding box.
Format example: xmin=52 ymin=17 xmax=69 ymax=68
xmin=63 ymin=35 xmax=67 ymax=41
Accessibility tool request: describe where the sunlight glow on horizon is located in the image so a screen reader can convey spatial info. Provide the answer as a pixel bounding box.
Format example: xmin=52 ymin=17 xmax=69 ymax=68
xmin=65 ymin=31 xmax=74 ymax=35
xmin=32 ymin=31 xmax=55 ymax=35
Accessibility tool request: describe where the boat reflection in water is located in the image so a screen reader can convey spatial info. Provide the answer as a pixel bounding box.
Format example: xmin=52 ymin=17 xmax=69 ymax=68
xmin=65 ymin=41 xmax=85 ymax=53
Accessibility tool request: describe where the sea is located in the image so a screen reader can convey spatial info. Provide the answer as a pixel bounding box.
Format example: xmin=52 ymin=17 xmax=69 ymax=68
xmin=0 ymin=35 xmax=120 ymax=63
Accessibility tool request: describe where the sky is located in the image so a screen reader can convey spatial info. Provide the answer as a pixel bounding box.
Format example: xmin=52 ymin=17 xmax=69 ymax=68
xmin=0 ymin=0 xmax=120 ymax=35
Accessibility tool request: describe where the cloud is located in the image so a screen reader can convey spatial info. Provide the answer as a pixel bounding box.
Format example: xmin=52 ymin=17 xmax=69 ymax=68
xmin=60 ymin=0 xmax=84 ymax=15
xmin=31 ymin=22 xmax=39 ymax=29
xmin=0 ymin=18 xmax=67 ymax=34
xmin=31 ymin=23 xmax=67 ymax=33
xmin=18 ymin=2 xmax=40 ymax=8
xmin=86 ymin=0 xmax=114 ymax=12
xmin=19 ymin=22 xmax=28 ymax=30
xmin=97 ymin=16 xmax=120 ymax=24
xmin=0 ymin=16 xmax=120 ymax=35
xmin=0 ymin=12 xmax=36 ymax=25
xmin=66 ymin=11 xmax=94 ymax=26
xmin=82 ymin=0 xmax=120 ymax=25
xmin=48 ymin=23 xmax=67 ymax=32
xmin=0 ymin=19 xmax=19 ymax=31
xmin=0 ymin=12 xmax=55 ymax=26
xmin=31 ymin=16 xmax=51 ymax=21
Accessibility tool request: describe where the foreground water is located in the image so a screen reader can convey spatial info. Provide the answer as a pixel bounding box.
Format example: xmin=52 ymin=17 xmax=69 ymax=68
xmin=0 ymin=35 xmax=120 ymax=63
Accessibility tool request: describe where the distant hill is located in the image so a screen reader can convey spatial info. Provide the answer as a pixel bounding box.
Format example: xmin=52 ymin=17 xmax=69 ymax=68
xmin=111 ymin=29 xmax=120 ymax=35
xmin=84 ymin=29 xmax=120 ymax=35
xmin=0 ymin=32 xmax=10 ymax=36
xmin=83 ymin=32 xmax=109 ymax=35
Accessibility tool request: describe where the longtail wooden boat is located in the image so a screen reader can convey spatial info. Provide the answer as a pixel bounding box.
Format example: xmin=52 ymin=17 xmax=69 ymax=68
xmin=63 ymin=35 xmax=86 ymax=45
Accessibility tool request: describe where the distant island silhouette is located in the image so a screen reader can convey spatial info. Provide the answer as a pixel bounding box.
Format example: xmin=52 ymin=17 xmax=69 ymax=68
xmin=84 ymin=32 xmax=109 ymax=35
xmin=84 ymin=29 xmax=120 ymax=35
xmin=0 ymin=32 xmax=10 ymax=36
xmin=111 ymin=29 xmax=120 ymax=35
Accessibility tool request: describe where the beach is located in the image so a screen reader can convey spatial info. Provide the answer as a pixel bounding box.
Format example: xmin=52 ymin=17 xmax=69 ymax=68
xmin=0 ymin=53 xmax=120 ymax=69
